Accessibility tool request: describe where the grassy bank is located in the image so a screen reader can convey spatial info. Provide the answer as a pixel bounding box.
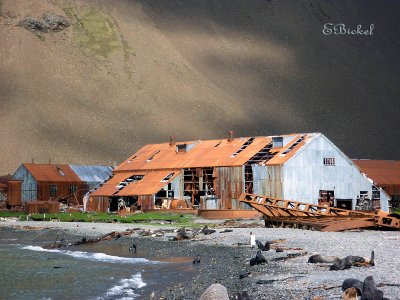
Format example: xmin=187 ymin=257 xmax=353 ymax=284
xmin=0 ymin=211 xmax=198 ymax=226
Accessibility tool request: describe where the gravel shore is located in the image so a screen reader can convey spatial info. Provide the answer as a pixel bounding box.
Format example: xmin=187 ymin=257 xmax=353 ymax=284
xmin=1 ymin=220 xmax=400 ymax=299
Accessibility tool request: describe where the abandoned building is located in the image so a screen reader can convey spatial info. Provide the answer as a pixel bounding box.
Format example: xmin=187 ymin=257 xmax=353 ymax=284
xmin=353 ymin=159 xmax=400 ymax=210
xmin=12 ymin=163 xmax=113 ymax=205
xmin=87 ymin=132 xmax=390 ymax=214
xmin=0 ymin=174 xmax=22 ymax=208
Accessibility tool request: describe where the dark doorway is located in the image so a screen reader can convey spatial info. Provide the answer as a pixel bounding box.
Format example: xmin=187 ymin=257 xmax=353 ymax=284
xmin=336 ymin=199 xmax=352 ymax=210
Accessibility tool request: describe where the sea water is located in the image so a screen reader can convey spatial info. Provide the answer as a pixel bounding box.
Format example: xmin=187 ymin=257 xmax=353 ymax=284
xmin=0 ymin=227 xmax=196 ymax=300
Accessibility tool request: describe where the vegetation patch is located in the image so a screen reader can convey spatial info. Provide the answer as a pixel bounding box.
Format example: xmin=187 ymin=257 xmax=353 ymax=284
xmin=64 ymin=7 xmax=119 ymax=58
xmin=0 ymin=211 xmax=198 ymax=226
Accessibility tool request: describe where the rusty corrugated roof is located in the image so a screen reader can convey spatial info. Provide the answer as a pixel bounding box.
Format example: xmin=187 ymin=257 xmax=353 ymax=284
xmin=353 ymin=160 xmax=400 ymax=186
xmin=115 ymin=133 xmax=315 ymax=172
xmin=90 ymin=172 xmax=137 ymax=196
xmin=117 ymin=170 xmax=181 ymax=196
xmin=91 ymin=170 xmax=181 ymax=196
xmin=23 ymin=163 xmax=82 ymax=182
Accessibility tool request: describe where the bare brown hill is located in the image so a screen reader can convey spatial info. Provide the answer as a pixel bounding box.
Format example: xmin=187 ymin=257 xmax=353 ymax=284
xmin=0 ymin=0 xmax=399 ymax=174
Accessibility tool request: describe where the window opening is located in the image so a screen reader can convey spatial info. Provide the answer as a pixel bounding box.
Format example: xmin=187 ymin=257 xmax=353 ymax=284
xmin=147 ymin=150 xmax=160 ymax=162
xmin=318 ymin=190 xmax=335 ymax=206
xmin=116 ymin=175 xmax=144 ymax=191
xmin=56 ymin=166 xmax=65 ymax=176
xmin=49 ymin=185 xmax=58 ymax=197
xmin=69 ymin=184 xmax=77 ymax=195
xmin=161 ymin=173 xmax=175 ymax=182
xmin=246 ymin=142 xmax=278 ymax=164
xmin=244 ymin=165 xmax=253 ymax=193
xmin=323 ymin=157 xmax=336 ymax=166
xmin=231 ymin=137 xmax=255 ymax=158
xmin=281 ymin=136 xmax=305 ymax=155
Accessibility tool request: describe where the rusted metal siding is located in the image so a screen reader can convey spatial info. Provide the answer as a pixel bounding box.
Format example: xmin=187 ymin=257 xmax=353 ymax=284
xmin=36 ymin=182 xmax=87 ymax=202
xmin=6 ymin=181 xmax=22 ymax=206
xmin=88 ymin=196 xmax=109 ymax=212
xmin=139 ymin=195 xmax=154 ymax=210
xmin=215 ymin=166 xmax=244 ymax=209
xmin=252 ymin=165 xmax=283 ymax=199
xmin=25 ymin=201 xmax=59 ymax=214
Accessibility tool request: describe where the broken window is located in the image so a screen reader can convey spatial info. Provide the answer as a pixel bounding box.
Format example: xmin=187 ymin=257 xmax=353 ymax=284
xmin=323 ymin=157 xmax=336 ymax=166
xmin=69 ymin=184 xmax=77 ymax=195
xmin=161 ymin=173 xmax=175 ymax=182
xmin=281 ymin=136 xmax=305 ymax=155
xmin=244 ymin=165 xmax=253 ymax=193
xmin=116 ymin=175 xmax=144 ymax=190
xmin=202 ymin=168 xmax=215 ymax=195
xmin=230 ymin=137 xmax=255 ymax=158
xmin=318 ymin=190 xmax=334 ymax=206
xmin=56 ymin=166 xmax=65 ymax=176
xmin=147 ymin=150 xmax=160 ymax=162
xmin=246 ymin=142 xmax=278 ymax=164
xmin=49 ymin=185 xmax=58 ymax=197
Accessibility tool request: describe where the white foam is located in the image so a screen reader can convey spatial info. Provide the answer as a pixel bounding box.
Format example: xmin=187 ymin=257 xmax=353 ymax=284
xmin=102 ymin=273 xmax=146 ymax=299
xmin=22 ymin=245 xmax=158 ymax=265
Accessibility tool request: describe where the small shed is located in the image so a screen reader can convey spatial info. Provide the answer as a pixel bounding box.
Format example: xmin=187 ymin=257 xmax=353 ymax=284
xmin=353 ymin=160 xmax=400 ymax=210
xmin=0 ymin=175 xmax=22 ymax=207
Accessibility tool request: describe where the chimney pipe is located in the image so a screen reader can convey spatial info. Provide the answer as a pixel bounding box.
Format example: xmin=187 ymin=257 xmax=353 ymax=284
xmin=228 ymin=130 xmax=234 ymax=142
xmin=49 ymin=159 xmax=51 ymax=164
xmin=169 ymin=135 xmax=176 ymax=146
xmin=32 ymin=158 xmax=34 ymax=164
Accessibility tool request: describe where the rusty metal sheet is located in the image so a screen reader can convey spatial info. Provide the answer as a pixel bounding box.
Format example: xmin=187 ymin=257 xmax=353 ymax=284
xmin=0 ymin=183 xmax=6 ymax=190
xmin=114 ymin=134 xmax=313 ymax=172
xmin=6 ymin=181 xmax=21 ymax=206
xmin=116 ymin=170 xmax=181 ymax=196
xmin=90 ymin=172 xmax=137 ymax=196
xmin=23 ymin=163 xmax=82 ymax=182
xmin=353 ymin=159 xmax=400 ymax=194
xmin=25 ymin=201 xmax=59 ymax=214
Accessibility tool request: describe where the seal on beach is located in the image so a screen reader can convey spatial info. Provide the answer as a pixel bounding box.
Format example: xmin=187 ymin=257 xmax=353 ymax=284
xmin=129 ymin=243 xmax=137 ymax=252
xmin=255 ymin=240 xmax=271 ymax=251
xmin=361 ymin=276 xmax=389 ymax=300
xmin=308 ymin=254 xmax=340 ymax=264
xmin=201 ymin=225 xmax=216 ymax=235
xmin=342 ymin=287 xmax=359 ymax=300
xmin=330 ymin=251 xmax=374 ymax=271
xmin=342 ymin=278 xmax=363 ymax=296
xmin=193 ymin=254 xmax=201 ymax=264
xmin=250 ymin=249 xmax=267 ymax=266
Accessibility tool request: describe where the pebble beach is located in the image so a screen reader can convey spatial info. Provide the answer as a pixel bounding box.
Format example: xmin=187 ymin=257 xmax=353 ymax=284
xmin=1 ymin=219 xmax=400 ymax=299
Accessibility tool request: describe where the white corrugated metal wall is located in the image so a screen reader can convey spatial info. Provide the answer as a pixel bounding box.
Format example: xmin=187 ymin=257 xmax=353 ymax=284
xmin=282 ymin=134 xmax=389 ymax=212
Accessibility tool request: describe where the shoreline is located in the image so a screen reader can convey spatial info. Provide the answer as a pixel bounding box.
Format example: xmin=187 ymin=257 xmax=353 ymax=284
xmin=1 ymin=221 xmax=400 ymax=299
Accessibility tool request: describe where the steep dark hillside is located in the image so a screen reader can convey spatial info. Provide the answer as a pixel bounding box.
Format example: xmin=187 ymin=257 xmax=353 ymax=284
xmin=0 ymin=0 xmax=399 ymax=174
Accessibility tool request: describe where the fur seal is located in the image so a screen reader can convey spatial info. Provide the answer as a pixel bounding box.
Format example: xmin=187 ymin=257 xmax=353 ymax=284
xmin=342 ymin=278 xmax=364 ymax=296
xmin=361 ymin=276 xmax=389 ymax=300
xmin=129 ymin=243 xmax=137 ymax=252
xmin=250 ymin=249 xmax=267 ymax=266
xmin=193 ymin=254 xmax=201 ymax=264
xmin=308 ymin=254 xmax=340 ymax=264
xmin=330 ymin=251 xmax=374 ymax=271
xmin=255 ymin=240 xmax=271 ymax=251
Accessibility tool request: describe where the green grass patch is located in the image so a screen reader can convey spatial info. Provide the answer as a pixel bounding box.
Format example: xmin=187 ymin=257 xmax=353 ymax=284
xmin=66 ymin=7 xmax=120 ymax=58
xmin=8 ymin=211 xmax=194 ymax=224
xmin=0 ymin=211 xmax=27 ymax=220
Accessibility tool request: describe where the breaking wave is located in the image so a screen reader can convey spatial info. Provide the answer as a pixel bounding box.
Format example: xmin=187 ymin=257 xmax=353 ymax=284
xmin=22 ymin=245 xmax=158 ymax=264
xmin=101 ymin=273 xmax=146 ymax=299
